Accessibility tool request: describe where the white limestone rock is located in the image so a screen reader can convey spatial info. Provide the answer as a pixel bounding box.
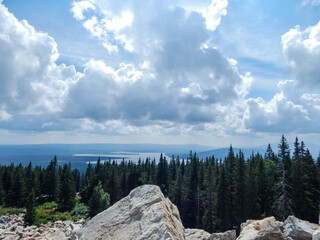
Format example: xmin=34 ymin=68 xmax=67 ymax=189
xmin=282 ymin=216 xmax=319 ymax=240
xmin=237 ymin=216 xmax=284 ymax=240
xmin=211 ymin=230 xmax=236 ymax=240
xmin=185 ymin=228 xmax=211 ymax=240
xmin=312 ymin=227 xmax=320 ymax=240
xmin=78 ymin=184 xmax=185 ymax=240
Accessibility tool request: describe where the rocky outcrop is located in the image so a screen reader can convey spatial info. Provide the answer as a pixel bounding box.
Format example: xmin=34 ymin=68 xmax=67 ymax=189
xmin=78 ymin=184 xmax=185 ymax=240
xmin=312 ymin=228 xmax=320 ymax=240
xmin=0 ymin=214 xmax=85 ymax=240
xmin=2 ymin=185 xmax=320 ymax=240
xmin=282 ymin=216 xmax=320 ymax=240
xmin=237 ymin=216 xmax=284 ymax=240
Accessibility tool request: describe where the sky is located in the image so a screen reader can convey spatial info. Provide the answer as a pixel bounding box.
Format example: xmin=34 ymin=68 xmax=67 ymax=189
xmin=0 ymin=0 xmax=320 ymax=148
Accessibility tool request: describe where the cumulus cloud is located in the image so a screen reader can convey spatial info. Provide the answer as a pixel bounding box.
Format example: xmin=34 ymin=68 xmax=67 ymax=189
xmin=0 ymin=3 xmax=81 ymax=117
xmin=64 ymin=0 xmax=252 ymax=128
xmin=243 ymin=79 xmax=320 ymax=133
xmin=70 ymin=0 xmax=96 ymax=20
xmin=281 ymin=21 xmax=320 ymax=88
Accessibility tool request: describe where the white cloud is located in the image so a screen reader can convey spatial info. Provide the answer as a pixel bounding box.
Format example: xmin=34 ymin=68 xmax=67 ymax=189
xmin=3 ymin=0 xmax=320 ymax=142
xmin=243 ymin=78 xmax=320 ymax=133
xmin=64 ymin=0 xmax=248 ymax=128
xmin=0 ymin=3 xmax=81 ymax=117
xmin=70 ymin=0 xmax=96 ymax=20
xmin=281 ymin=21 xmax=320 ymax=88
xmin=301 ymin=0 xmax=320 ymax=6
xmin=0 ymin=110 xmax=12 ymax=121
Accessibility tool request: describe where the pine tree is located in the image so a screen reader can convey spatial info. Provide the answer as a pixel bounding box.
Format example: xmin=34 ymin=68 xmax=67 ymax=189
xmin=108 ymin=162 xmax=119 ymax=204
xmin=45 ymin=156 xmax=59 ymax=202
xmin=12 ymin=164 xmax=26 ymax=207
xmin=170 ymin=166 xmax=184 ymax=212
xmin=156 ymin=153 xmax=169 ymax=195
xmin=217 ymin=164 xmax=229 ymax=231
xmin=89 ymin=181 xmax=110 ymax=218
xmin=184 ymin=152 xmax=200 ymax=228
xmin=58 ymin=164 xmax=76 ymax=212
xmin=301 ymin=148 xmax=319 ymax=223
xmin=202 ymin=162 xmax=216 ymax=233
xmin=0 ymin=176 xmax=5 ymax=206
xmin=276 ymin=135 xmax=294 ymax=220
xmin=233 ymin=150 xmax=245 ymax=227
xmin=245 ymin=154 xmax=260 ymax=220
xmin=24 ymin=189 xmax=36 ymax=226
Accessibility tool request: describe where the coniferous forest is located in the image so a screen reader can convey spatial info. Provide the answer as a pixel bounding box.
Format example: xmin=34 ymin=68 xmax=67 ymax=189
xmin=0 ymin=135 xmax=320 ymax=231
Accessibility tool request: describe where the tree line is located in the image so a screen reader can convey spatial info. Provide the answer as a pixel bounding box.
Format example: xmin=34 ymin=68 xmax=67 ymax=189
xmin=0 ymin=135 xmax=319 ymax=232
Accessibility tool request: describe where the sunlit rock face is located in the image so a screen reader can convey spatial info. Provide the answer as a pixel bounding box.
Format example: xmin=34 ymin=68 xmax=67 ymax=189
xmin=78 ymin=184 xmax=185 ymax=240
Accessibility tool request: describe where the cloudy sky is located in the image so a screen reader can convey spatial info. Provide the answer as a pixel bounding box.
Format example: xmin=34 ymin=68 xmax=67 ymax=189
xmin=0 ymin=0 xmax=320 ymax=147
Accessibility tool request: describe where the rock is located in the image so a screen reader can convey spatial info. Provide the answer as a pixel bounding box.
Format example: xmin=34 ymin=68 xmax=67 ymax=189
xmin=78 ymin=184 xmax=185 ymax=240
xmin=185 ymin=228 xmax=211 ymax=240
xmin=282 ymin=216 xmax=319 ymax=240
xmin=211 ymin=230 xmax=236 ymax=240
xmin=237 ymin=216 xmax=284 ymax=240
xmin=312 ymin=228 xmax=320 ymax=240
xmin=42 ymin=228 xmax=68 ymax=240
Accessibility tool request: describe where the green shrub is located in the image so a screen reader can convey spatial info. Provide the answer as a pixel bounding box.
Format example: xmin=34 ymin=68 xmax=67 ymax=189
xmin=0 ymin=207 xmax=24 ymax=216
xmin=38 ymin=201 xmax=58 ymax=210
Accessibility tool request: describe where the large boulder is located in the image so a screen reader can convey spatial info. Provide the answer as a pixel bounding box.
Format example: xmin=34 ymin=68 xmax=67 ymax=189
xmin=78 ymin=185 xmax=185 ymax=240
xmin=282 ymin=216 xmax=319 ymax=240
xmin=237 ymin=216 xmax=284 ymax=240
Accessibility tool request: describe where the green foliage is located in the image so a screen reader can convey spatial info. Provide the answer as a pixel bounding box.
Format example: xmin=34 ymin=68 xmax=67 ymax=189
xmin=0 ymin=207 xmax=24 ymax=216
xmin=89 ymin=181 xmax=110 ymax=218
xmin=38 ymin=201 xmax=58 ymax=210
xmin=58 ymin=164 xmax=76 ymax=212
xmin=24 ymin=189 xmax=36 ymax=226
xmin=34 ymin=209 xmax=72 ymax=226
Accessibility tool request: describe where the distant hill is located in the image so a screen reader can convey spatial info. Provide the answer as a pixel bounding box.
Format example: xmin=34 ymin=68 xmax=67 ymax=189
xmin=193 ymin=142 xmax=320 ymax=160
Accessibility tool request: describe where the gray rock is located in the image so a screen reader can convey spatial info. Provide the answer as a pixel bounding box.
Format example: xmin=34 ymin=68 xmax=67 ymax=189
xmin=312 ymin=227 xmax=320 ymax=240
xmin=78 ymin=184 xmax=185 ymax=240
xmin=237 ymin=216 xmax=284 ymax=240
xmin=211 ymin=230 xmax=236 ymax=240
xmin=282 ymin=216 xmax=319 ymax=240
xmin=185 ymin=228 xmax=211 ymax=240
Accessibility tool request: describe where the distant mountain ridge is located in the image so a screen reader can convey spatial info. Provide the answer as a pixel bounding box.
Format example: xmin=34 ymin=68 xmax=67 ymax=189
xmin=0 ymin=142 xmax=318 ymax=169
xmin=194 ymin=142 xmax=320 ymax=160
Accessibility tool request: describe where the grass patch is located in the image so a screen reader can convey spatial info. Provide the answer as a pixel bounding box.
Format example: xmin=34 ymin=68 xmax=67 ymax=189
xmin=0 ymin=207 xmax=24 ymax=216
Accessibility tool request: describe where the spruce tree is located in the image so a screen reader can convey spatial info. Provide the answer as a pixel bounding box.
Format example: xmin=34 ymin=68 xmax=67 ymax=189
xmin=276 ymin=135 xmax=294 ymax=220
xmin=217 ymin=164 xmax=229 ymax=231
xmin=301 ymin=148 xmax=319 ymax=223
xmin=12 ymin=164 xmax=26 ymax=207
xmin=45 ymin=156 xmax=59 ymax=202
xmin=156 ymin=153 xmax=169 ymax=195
xmin=89 ymin=181 xmax=110 ymax=218
xmin=233 ymin=150 xmax=245 ymax=227
xmin=0 ymin=176 xmax=5 ymax=206
xmin=184 ymin=152 xmax=200 ymax=228
xmin=58 ymin=164 xmax=76 ymax=212
xmin=170 ymin=166 xmax=184 ymax=212
xmin=24 ymin=189 xmax=36 ymax=226
xmin=202 ymin=162 xmax=216 ymax=232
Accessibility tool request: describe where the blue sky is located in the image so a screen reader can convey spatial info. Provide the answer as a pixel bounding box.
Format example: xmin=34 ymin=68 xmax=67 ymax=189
xmin=0 ymin=0 xmax=320 ymax=148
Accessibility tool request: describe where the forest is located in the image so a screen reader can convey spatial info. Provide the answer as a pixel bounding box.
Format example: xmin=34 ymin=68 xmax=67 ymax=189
xmin=0 ymin=135 xmax=319 ymax=232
